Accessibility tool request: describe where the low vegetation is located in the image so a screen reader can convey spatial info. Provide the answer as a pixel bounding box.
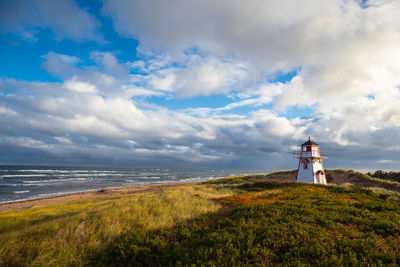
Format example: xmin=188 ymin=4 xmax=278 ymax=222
xmin=368 ymin=170 xmax=400 ymax=183
xmin=1 ymin=170 xmax=400 ymax=266
xmin=0 ymin=185 xmax=233 ymax=266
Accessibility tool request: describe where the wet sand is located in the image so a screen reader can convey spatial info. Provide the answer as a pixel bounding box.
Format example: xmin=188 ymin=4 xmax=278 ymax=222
xmin=0 ymin=181 xmax=198 ymax=213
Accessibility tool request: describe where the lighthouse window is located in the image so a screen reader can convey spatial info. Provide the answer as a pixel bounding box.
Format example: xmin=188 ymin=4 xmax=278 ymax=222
xmin=303 ymin=162 xmax=308 ymax=170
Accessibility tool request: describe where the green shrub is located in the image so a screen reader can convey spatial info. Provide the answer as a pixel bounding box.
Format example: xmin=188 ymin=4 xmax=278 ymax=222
xmin=2 ymin=174 xmax=400 ymax=266
xmin=97 ymin=184 xmax=400 ymax=266
xmin=368 ymin=170 xmax=400 ymax=183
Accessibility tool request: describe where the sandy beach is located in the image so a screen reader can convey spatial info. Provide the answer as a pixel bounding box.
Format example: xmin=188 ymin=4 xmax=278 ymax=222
xmin=0 ymin=181 xmax=198 ymax=213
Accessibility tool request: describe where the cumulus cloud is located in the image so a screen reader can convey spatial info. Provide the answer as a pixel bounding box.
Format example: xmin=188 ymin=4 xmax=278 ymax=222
xmin=147 ymin=55 xmax=249 ymax=97
xmin=102 ymin=0 xmax=400 ymax=104
xmin=90 ymin=51 xmax=129 ymax=77
xmin=102 ymin=0 xmax=361 ymax=63
xmin=3 ymin=39 xmax=400 ymax=168
xmin=0 ymin=69 xmax=300 ymax=168
xmin=0 ymin=0 xmax=102 ymax=41
xmin=63 ymin=77 xmax=98 ymax=93
xmin=42 ymin=52 xmax=80 ymax=79
xmin=2 ymin=0 xmax=400 ymax=168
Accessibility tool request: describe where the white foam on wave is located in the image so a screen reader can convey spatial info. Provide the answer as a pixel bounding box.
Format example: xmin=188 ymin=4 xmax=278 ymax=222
xmin=58 ymin=173 xmax=122 ymax=177
xmin=15 ymin=169 xmax=119 ymax=174
xmin=0 ymin=174 xmax=49 ymax=178
xmin=22 ymin=177 xmax=89 ymax=186
xmin=13 ymin=190 xmax=29 ymax=194
xmin=1 ymin=183 xmax=20 ymax=186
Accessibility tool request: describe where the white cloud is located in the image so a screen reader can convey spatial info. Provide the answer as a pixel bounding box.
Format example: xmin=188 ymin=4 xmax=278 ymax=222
xmin=274 ymin=76 xmax=311 ymax=109
xmin=102 ymin=0 xmax=400 ymax=103
xmin=148 ymin=69 xmax=176 ymax=92
xmin=90 ymin=51 xmax=129 ymax=77
xmin=102 ymin=0 xmax=356 ymax=63
xmin=148 ymin=55 xmax=249 ymax=97
xmin=0 ymin=0 xmax=102 ymax=42
xmin=3 ymin=68 xmax=400 ymax=168
xmin=0 ymin=74 xmax=301 ymax=168
xmin=3 ymin=0 xmax=400 ymax=168
xmin=42 ymin=52 xmax=80 ymax=79
xmin=54 ymin=136 xmax=72 ymax=144
xmin=121 ymin=85 xmax=164 ymax=97
xmin=378 ymin=160 xmax=393 ymax=163
xmin=63 ymin=76 xmax=98 ymax=93
xmin=103 ymin=0 xmax=400 ymax=167
xmin=0 ymin=106 xmax=17 ymax=116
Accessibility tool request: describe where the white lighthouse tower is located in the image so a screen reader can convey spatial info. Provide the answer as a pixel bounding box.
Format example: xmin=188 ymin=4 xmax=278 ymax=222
xmin=293 ymin=137 xmax=327 ymax=184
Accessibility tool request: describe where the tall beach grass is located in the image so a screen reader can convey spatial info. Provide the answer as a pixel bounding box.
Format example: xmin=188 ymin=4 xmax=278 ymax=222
xmin=0 ymin=184 xmax=233 ymax=266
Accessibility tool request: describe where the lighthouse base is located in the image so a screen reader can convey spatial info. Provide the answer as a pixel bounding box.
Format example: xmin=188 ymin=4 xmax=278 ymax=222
xmin=296 ymin=171 xmax=327 ymax=184
xmin=296 ymin=159 xmax=327 ymax=184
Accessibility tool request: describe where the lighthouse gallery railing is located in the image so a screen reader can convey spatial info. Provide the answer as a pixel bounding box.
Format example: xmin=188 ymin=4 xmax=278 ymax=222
xmin=292 ymin=151 xmax=328 ymax=158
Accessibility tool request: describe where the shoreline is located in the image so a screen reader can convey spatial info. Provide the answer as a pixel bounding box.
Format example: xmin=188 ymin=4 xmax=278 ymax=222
xmin=0 ymin=181 xmax=199 ymax=213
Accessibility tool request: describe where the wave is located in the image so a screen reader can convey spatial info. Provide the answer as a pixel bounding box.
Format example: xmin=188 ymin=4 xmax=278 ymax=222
xmin=0 ymin=174 xmax=49 ymax=178
xmin=22 ymin=178 xmax=89 ymax=186
xmin=56 ymin=173 xmax=124 ymax=177
xmin=0 ymin=167 xmax=270 ymax=203
xmin=0 ymin=183 xmax=20 ymax=186
xmin=4 ymin=169 xmax=120 ymax=174
xmin=1 ymin=173 xmax=126 ymax=179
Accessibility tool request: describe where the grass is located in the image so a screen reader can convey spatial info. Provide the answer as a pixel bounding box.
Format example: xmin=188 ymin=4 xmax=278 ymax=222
xmin=1 ymin=171 xmax=400 ymax=266
xmin=0 ymin=185 xmax=233 ymax=266
xmin=368 ymin=170 xmax=400 ymax=184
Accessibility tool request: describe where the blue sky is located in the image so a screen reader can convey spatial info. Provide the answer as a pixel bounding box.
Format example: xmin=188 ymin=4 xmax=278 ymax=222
xmin=1 ymin=0 xmax=400 ymax=169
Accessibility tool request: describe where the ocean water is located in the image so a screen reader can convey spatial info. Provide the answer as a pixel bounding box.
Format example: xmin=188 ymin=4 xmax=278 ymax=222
xmin=0 ymin=166 xmax=269 ymax=203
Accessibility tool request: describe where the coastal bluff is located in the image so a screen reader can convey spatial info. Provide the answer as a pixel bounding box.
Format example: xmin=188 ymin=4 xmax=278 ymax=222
xmin=1 ymin=169 xmax=400 ymax=266
xmin=262 ymin=169 xmax=400 ymax=193
xmin=212 ymin=169 xmax=400 ymax=194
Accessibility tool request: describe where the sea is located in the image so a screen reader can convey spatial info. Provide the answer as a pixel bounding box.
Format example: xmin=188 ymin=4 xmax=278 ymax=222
xmin=0 ymin=166 xmax=269 ymax=203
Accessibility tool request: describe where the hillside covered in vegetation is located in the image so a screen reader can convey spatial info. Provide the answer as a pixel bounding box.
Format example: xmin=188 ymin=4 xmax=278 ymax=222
xmin=1 ymin=170 xmax=400 ymax=266
xmin=368 ymin=170 xmax=400 ymax=183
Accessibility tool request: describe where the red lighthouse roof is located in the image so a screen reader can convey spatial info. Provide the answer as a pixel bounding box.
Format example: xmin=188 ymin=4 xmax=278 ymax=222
xmin=301 ymin=137 xmax=319 ymax=146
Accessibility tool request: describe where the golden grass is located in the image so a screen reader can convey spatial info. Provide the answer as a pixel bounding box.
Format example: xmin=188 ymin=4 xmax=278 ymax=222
xmin=2 ymin=169 xmax=400 ymax=266
xmin=0 ymin=184 xmax=233 ymax=266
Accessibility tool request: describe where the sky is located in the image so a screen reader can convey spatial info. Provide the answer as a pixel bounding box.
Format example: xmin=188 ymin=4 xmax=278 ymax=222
xmin=1 ymin=0 xmax=400 ymax=170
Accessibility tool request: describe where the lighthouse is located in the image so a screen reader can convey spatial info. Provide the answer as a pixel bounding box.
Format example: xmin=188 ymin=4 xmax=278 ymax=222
xmin=293 ymin=137 xmax=327 ymax=184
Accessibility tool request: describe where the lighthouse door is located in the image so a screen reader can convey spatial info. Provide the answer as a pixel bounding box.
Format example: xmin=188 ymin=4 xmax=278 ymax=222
xmin=316 ymin=170 xmax=325 ymax=184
